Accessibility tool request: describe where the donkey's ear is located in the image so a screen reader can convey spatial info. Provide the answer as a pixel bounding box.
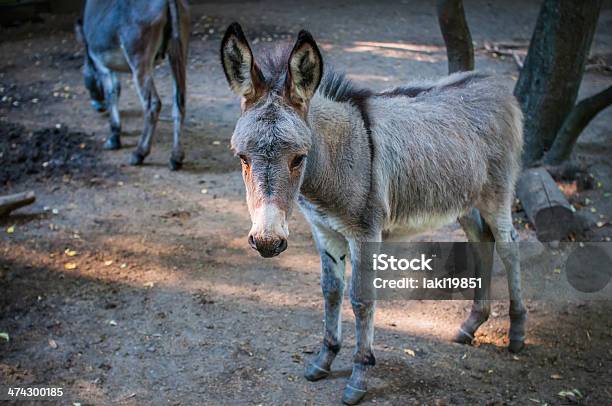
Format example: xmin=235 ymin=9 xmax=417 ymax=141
xmin=220 ymin=22 xmax=265 ymax=104
xmin=285 ymin=30 xmax=323 ymax=110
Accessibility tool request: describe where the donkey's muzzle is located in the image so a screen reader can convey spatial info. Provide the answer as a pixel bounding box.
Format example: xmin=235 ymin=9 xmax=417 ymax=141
xmin=248 ymin=234 xmax=288 ymax=257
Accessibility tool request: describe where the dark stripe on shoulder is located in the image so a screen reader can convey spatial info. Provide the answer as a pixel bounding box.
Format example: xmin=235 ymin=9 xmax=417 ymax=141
xmin=348 ymin=93 xmax=374 ymax=170
xmin=324 ymin=250 xmax=337 ymax=265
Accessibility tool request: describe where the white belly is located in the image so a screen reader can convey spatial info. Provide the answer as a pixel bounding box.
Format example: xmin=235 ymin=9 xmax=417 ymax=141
xmin=383 ymin=211 xmax=462 ymax=241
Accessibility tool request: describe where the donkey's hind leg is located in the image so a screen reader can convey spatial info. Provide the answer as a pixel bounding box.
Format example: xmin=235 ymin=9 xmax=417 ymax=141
xmin=305 ymin=223 xmax=348 ymax=381
xmin=128 ymin=64 xmax=162 ymax=166
xmin=167 ymin=14 xmax=189 ymax=170
xmin=99 ymin=70 xmax=121 ymax=150
xmin=453 ymin=208 xmax=495 ymax=345
xmin=481 ymin=207 xmax=527 ymax=353
xmin=121 ymin=29 xmax=164 ymax=166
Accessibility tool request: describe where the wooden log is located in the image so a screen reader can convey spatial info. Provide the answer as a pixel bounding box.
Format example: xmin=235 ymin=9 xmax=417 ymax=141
xmin=0 ymin=191 xmax=36 ymax=217
xmin=516 ymin=168 xmax=574 ymax=242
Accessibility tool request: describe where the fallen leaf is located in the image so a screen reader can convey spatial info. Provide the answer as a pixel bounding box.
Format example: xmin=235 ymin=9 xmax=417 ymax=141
xmin=143 ymin=281 xmax=155 ymax=288
xmin=0 ymin=332 xmax=9 ymax=342
xmin=104 ymin=260 xmax=114 ymax=266
xmin=48 ymin=338 xmax=58 ymax=349
xmin=64 ymin=249 xmax=78 ymax=257
xmin=6 ymin=226 xmax=15 ymax=233
xmin=553 ymin=268 xmax=561 ymax=274
xmin=404 ymin=348 xmax=416 ymax=356
xmin=120 ymin=263 xmax=128 ymax=269
xmin=64 ymin=262 xmax=77 ymax=270
xmin=109 ymin=320 xmax=117 ymax=326
xmin=550 ymin=373 xmax=562 ymax=380
xmin=596 ymin=221 xmax=606 ymax=228
xmin=558 ymin=389 xmax=583 ymax=400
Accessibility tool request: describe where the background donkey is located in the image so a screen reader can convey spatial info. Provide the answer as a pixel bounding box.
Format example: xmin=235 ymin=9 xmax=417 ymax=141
xmin=221 ymin=23 xmax=526 ymax=405
xmin=75 ymin=0 xmax=190 ymax=170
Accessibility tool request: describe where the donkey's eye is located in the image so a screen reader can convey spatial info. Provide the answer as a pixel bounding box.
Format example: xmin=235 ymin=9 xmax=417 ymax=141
xmin=290 ymin=154 xmax=306 ymax=170
xmin=238 ymin=154 xmax=249 ymax=166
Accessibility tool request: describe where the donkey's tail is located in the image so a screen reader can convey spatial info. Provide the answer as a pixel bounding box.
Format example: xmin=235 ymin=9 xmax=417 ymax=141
xmin=167 ymin=0 xmax=188 ymax=88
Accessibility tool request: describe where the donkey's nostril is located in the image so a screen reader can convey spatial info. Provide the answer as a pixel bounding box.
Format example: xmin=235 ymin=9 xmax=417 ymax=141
xmin=276 ymin=238 xmax=288 ymax=254
xmin=248 ymin=234 xmax=257 ymax=250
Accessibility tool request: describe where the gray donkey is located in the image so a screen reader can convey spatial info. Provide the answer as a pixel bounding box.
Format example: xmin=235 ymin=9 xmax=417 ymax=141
xmin=75 ymin=0 xmax=190 ymax=170
xmin=221 ymin=23 xmax=526 ymax=405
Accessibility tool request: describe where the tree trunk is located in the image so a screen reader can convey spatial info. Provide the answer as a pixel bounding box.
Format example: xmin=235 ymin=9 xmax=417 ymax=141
xmin=514 ymin=0 xmax=602 ymax=167
xmin=544 ymin=85 xmax=612 ymax=165
xmin=436 ymin=0 xmax=474 ymax=74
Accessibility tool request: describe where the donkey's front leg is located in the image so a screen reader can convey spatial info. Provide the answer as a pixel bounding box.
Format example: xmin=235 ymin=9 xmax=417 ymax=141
xmin=343 ymin=237 xmax=379 ymax=405
xmin=305 ymin=226 xmax=348 ymax=381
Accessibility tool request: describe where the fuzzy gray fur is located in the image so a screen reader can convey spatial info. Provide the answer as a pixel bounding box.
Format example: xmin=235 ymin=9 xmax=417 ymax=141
xmin=222 ymin=27 xmax=526 ymax=404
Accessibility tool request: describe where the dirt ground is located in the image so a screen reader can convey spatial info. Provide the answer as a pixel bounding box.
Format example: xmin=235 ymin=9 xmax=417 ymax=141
xmin=1 ymin=1 xmax=612 ymax=405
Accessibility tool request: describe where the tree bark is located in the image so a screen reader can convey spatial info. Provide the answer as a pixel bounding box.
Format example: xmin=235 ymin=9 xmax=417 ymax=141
xmin=514 ymin=0 xmax=602 ymax=167
xmin=544 ymin=85 xmax=612 ymax=165
xmin=436 ymin=0 xmax=474 ymax=74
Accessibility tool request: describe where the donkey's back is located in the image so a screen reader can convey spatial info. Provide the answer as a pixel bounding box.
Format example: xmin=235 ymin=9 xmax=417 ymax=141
xmin=368 ymin=71 xmax=523 ymax=233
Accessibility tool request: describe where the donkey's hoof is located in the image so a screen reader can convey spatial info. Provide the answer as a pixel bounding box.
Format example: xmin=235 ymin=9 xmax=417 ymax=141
xmin=91 ymin=100 xmax=107 ymax=113
xmin=342 ymin=384 xmax=367 ymax=405
xmin=508 ymin=339 xmax=525 ymax=353
xmin=168 ymin=158 xmax=183 ymax=171
xmin=452 ymin=329 xmax=474 ymax=345
xmin=304 ymin=363 xmax=330 ymax=382
xmin=129 ymin=152 xmax=145 ymax=166
xmin=103 ymin=137 xmax=121 ymax=150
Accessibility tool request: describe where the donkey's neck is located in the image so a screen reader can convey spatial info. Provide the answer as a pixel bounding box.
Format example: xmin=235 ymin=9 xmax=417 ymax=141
xmin=300 ymin=95 xmax=373 ymax=216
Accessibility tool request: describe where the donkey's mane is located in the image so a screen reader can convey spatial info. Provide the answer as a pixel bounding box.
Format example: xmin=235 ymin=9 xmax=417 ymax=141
xmin=257 ymin=44 xmax=488 ymax=106
xmin=318 ymin=70 xmax=372 ymax=103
